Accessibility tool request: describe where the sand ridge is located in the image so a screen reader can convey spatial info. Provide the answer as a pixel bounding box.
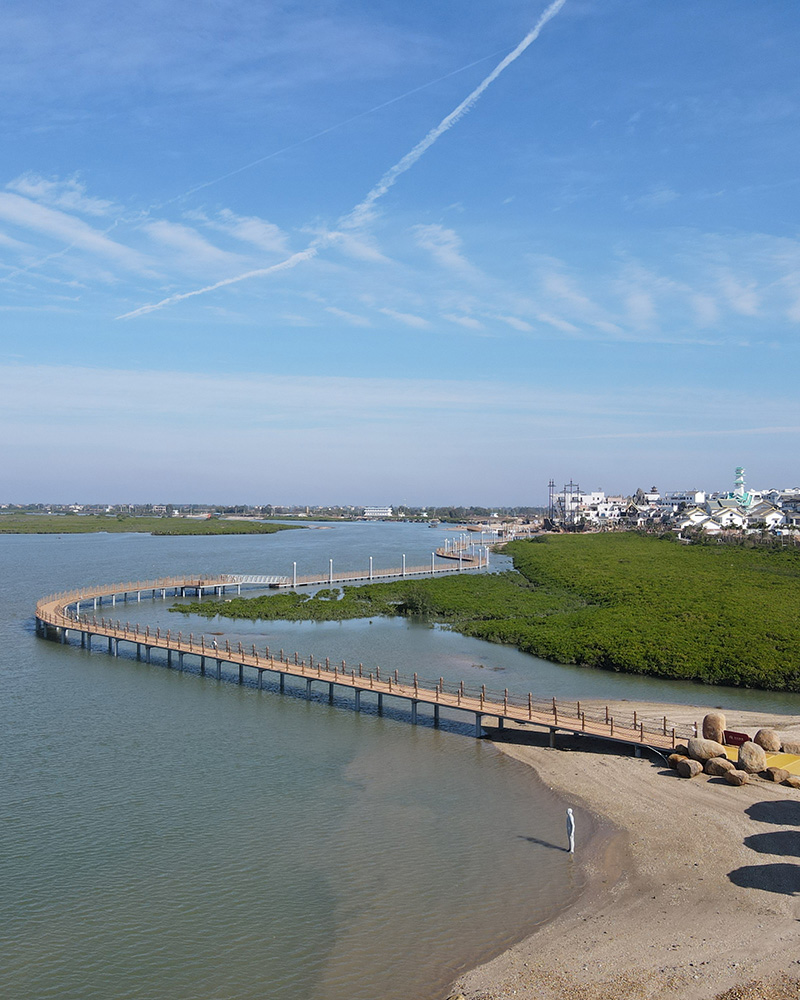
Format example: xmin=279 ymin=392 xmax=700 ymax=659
xmin=452 ymin=702 xmax=800 ymax=1000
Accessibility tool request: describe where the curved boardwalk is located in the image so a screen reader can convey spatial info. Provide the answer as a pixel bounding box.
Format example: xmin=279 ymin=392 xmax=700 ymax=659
xmin=36 ymin=574 xmax=691 ymax=752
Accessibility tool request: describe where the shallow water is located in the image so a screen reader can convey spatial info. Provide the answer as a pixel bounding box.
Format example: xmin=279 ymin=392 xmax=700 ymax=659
xmin=1 ymin=525 xmax=577 ymax=1000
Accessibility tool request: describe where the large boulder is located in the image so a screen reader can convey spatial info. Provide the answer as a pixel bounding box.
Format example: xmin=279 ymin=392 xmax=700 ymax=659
xmin=677 ymin=758 xmax=703 ymax=779
xmin=703 ymin=712 xmax=726 ymax=744
xmin=763 ymin=766 xmax=790 ymax=783
xmin=780 ymin=740 xmax=800 ymax=755
xmin=705 ymin=757 xmax=735 ymax=776
xmin=668 ymin=753 xmax=688 ymax=769
xmin=753 ymin=728 xmax=781 ymax=752
xmin=688 ymin=737 xmax=727 ymax=761
xmin=783 ymin=775 xmax=800 ymax=789
xmin=724 ymin=769 xmax=749 ymax=786
xmin=738 ymin=741 xmax=768 ymax=773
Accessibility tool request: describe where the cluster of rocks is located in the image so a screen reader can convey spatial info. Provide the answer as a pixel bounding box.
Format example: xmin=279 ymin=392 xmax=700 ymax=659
xmin=667 ymin=712 xmax=800 ymax=789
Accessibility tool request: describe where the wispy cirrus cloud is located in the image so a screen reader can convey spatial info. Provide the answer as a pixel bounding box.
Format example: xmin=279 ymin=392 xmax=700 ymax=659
xmin=717 ymin=273 xmax=760 ymax=316
xmin=7 ymin=173 xmax=118 ymax=216
xmin=143 ymin=219 xmax=246 ymax=272
xmin=443 ymin=312 xmax=484 ymax=330
xmin=495 ymin=314 xmax=533 ymax=332
xmin=379 ymin=307 xmax=430 ymax=329
xmin=0 ymin=192 xmax=149 ymax=272
xmin=185 ymin=208 xmax=289 ymax=255
xmin=411 ymin=223 xmax=477 ymax=274
xmin=325 ymin=305 xmax=371 ymax=327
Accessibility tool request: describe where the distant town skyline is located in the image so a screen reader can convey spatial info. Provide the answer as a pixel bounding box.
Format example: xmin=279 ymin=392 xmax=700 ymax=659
xmin=2 ymin=1 xmax=800 ymax=501
xmin=6 ymin=468 xmax=800 ymax=510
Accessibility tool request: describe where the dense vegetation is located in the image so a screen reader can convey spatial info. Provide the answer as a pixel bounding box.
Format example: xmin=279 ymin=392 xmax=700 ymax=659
xmin=171 ymin=533 xmax=800 ymax=691
xmin=0 ymin=514 xmax=299 ymax=535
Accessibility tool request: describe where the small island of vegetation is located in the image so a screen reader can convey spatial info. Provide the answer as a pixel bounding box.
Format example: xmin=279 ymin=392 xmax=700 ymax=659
xmin=0 ymin=514 xmax=300 ymax=536
xmin=170 ymin=532 xmax=800 ymax=691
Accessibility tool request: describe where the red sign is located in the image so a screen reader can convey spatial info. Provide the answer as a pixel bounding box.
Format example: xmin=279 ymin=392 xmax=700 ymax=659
xmin=724 ymin=730 xmax=751 ymax=747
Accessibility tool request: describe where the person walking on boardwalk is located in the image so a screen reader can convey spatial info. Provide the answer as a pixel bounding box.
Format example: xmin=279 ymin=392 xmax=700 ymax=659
xmin=566 ymin=808 xmax=575 ymax=854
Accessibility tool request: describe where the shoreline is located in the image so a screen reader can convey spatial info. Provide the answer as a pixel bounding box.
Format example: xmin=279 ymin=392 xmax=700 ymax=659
xmin=451 ymin=700 xmax=800 ymax=1000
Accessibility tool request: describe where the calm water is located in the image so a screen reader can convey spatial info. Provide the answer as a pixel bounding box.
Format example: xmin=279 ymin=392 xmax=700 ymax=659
xmin=3 ymin=523 xmax=799 ymax=1000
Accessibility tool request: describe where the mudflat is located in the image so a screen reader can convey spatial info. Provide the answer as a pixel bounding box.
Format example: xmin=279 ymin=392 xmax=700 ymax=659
xmin=452 ymin=702 xmax=800 ymax=1000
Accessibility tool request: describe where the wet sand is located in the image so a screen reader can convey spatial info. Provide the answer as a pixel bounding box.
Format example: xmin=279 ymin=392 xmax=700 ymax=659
xmin=452 ymin=701 xmax=800 ymax=1000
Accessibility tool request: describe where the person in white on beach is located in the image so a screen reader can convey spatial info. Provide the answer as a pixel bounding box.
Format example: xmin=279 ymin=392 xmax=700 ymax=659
xmin=566 ymin=808 xmax=575 ymax=854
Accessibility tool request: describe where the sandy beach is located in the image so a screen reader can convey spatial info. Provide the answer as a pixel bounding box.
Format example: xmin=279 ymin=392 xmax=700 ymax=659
xmin=452 ymin=701 xmax=800 ymax=1000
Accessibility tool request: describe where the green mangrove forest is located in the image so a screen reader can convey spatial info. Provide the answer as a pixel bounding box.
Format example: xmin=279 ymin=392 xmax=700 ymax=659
xmin=171 ymin=532 xmax=800 ymax=691
xmin=0 ymin=514 xmax=299 ymax=535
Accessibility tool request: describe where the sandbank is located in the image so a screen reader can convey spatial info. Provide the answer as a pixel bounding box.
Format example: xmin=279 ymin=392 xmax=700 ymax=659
xmin=451 ymin=701 xmax=800 ymax=1000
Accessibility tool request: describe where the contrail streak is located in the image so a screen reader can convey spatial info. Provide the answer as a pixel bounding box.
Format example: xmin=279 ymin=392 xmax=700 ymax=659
xmin=118 ymin=248 xmax=318 ymax=320
xmin=117 ymin=0 xmax=567 ymax=321
xmin=166 ymin=50 xmax=508 ymax=207
xmin=343 ymin=0 xmax=567 ymax=230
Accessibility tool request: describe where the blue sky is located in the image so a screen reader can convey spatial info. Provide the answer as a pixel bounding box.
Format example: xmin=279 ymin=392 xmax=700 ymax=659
xmin=2 ymin=0 xmax=800 ymax=504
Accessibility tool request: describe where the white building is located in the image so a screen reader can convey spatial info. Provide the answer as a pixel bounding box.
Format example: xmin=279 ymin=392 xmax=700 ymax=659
xmin=363 ymin=506 xmax=393 ymax=518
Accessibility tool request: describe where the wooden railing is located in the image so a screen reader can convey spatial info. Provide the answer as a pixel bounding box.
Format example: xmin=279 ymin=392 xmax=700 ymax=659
xmin=36 ymin=576 xmax=692 ymax=751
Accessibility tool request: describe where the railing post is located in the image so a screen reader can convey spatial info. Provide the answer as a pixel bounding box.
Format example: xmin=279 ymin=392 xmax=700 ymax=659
xmin=528 ymin=693 xmax=532 ymax=719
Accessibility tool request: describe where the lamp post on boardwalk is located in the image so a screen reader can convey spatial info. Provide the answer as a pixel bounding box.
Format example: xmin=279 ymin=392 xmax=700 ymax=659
xmin=402 ymin=554 xmax=406 ymax=577
xmin=329 ymin=559 xmax=333 ymax=586
xmin=293 ymin=562 xmax=297 ymax=589
xmin=369 ymin=556 xmax=373 ymax=581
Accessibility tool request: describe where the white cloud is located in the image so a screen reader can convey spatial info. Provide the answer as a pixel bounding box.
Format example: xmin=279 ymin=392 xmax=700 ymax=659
xmin=328 ymin=229 xmax=389 ymax=263
xmin=379 ymin=307 xmax=429 ymax=329
xmin=187 ymin=208 xmax=289 ymax=255
xmin=718 ymin=273 xmax=759 ymax=316
xmin=7 ymin=173 xmax=118 ymax=216
xmin=536 ymin=312 xmax=580 ymax=333
xmin=325 ymin=306 xmax=371 ymax=327
xmin=143 ymin=219 xmax=245 ymax=270
xmin=443 ymin=313 xmax=484 ymax=330
xmin=412 ymin=224 xmax=475 ymax=273
xmin=495 ymin=314 xmax=533 ymax=332
xmin=0 ymin=230 xmax=32 ymax=252
xmin=0 ymin=193 xmax=148 ymax=270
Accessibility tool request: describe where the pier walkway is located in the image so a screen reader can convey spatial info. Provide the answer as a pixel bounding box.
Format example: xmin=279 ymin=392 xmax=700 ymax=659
xmin=36 ymin=574 xmax=696 ymax=754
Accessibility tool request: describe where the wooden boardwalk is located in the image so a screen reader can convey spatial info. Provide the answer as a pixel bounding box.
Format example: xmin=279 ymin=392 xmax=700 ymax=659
xmin=36 ymin=574 xmax=694 ymax=752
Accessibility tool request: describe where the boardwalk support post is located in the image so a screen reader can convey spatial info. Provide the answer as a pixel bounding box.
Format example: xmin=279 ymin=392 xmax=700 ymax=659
xmin=475 ymin=712 xmax=483 ymax=738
